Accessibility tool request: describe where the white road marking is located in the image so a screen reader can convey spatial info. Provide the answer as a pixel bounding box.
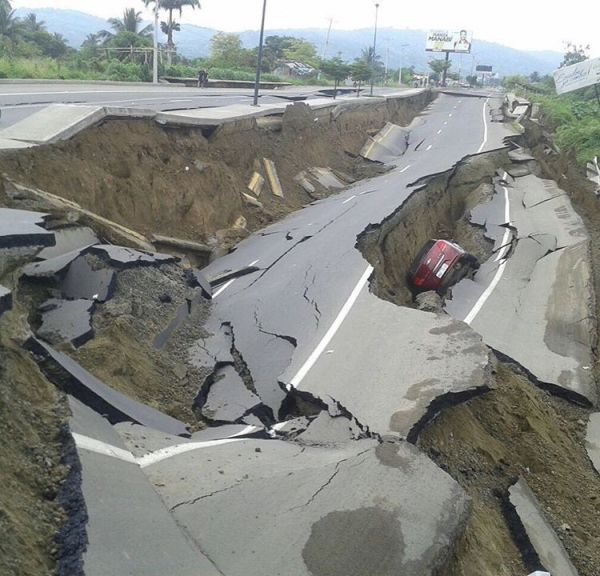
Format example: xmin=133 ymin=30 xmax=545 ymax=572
xmin=212 ymin=279 xmax=234 ymax=298
xmin=426 ymin=144 xmax=433 ymax=151
xmin=464 ymin=173 xmax=511 ymax=325
xmin=476 ymin=98 xmax=490 ymax=153
xmin=443 ymin=121 xmax=448 ymax=125
xmin=342 ymin=194 xmax=356 ymax=204
xmin=448 ymin=113 xmax=453 ymax=117
xmin=289 ymin=264 xmax=373 ymax=388
xmin=437 ymin=129 xmax=442 ymax=134
xmin=399 ymin=165 xmax=411 ymax=173
xmin=212 ymin=259 xmax=260 ymax=298
xmin=72 ymin=432 xmax=137 ymax=464
xmin=72 ymin=426 xmax=264 ymax=468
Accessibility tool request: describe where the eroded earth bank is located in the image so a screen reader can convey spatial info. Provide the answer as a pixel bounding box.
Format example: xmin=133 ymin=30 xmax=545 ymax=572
xmin=0 ymin=91 xmax=599 ymax=576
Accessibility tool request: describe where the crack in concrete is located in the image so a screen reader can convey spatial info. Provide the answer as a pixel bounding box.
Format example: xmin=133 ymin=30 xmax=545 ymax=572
xmin=169 ymin=479 xmax=244 ymax=512
xmin=253 ymin=310 xmax=298 ymax=348
xmin=285 ymin=448 xmax=372 ymax=513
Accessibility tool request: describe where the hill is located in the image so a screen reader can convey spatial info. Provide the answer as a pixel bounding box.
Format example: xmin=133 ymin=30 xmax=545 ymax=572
xmin=14 ymin=8 xmax=562 ymax=76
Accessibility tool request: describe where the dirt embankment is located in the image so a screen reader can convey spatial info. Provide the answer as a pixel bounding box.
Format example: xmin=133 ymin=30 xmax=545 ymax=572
xmin=357 ymin=150 xmax=509 ymax=307
xmin=0 ymin=92 xmax=432 ymax=250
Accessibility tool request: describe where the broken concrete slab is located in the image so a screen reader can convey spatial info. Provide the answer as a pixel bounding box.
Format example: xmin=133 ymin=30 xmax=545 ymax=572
xmin=294 ymin=171 xmax=317 ymax=195
xmin=37 ymin=298 xmax=94 ymax=347
xmin=90 ymin=244 xmax=176 ymax=268
xmin=285 ymin=289 xmax=491 ymax=440
xmin=0 ymin=136 xmax=35 ymax=150
xmin=520 ymin=175 xmax=567 ymax=208
xmin=507 ymin=164 xmax=531 ymax=178
xmin=308 ymin=167 xmax=346 ymax=189
xmin=140 ymin=437 xmax=469 ymax=576
xmin=62 ymin=256 xmax=116 ymax=302
xmin=241 ymin=191 xmax=264 ymax=208
xmin=361 ymin=122 xmax=410 ymax=163
xmin=184 ymin=268 xmax=213 ymax=298
xmin=0 ymin=207 xmax=55 ymax=248
xmin=263 ymin=158 xmax=284 ymax=198
xmin=68 ymin=397 xmax=219 ymax=576
xmin=247 ymin=171 xmax=265 ymax=196
xmin=21 ymin=247 xmax=85 ymax=278
xmin=586 ymin=413 xmax=600 ymax=475
xmin=0 ymin=285 xmax=12 ymax=317
xmin=27 ymin=338 xmax=189 ymax=437
xmin=271 ymin=416 xmax=311 ymax=437
xmin=508 ymin=478 xmax=579 ymax=576
xmin=37 ymin=226 xmax=98 ymax=260
xmin=207 ymin=264 xmax=261 ymax=286
xmin=295 ymin=412 xmax=364 ymax=445
xmin=197 ymin=365 xmax=264 ymax=424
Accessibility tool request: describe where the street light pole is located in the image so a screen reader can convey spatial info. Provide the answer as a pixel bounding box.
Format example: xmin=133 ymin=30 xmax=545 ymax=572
xmin=152 ymin=1 xmax=159 ymax=84
xmin=253 ymin=0 xmax=268 ymax=106
xmin=369 ymin=2 xmax=379 ymax=96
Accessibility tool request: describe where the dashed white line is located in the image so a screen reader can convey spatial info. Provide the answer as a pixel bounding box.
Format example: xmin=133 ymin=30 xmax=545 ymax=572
xmin=212 ymin=259 xmax=260 ymax=299
xmin=426 ymin=144 xmax=433 ymax=151
xmin=399 ymin=165 xmax=411 ymax=173
xmin=437 ymin=129 xmax=442 ymax=134
xmin=464 ymin=172 xmax=511 ymax=325
xmin=443 ymin=121 xmax=448 ymax=125
xmin=289 ymin=264 xmax=373 ymax=388
xmin=342 ymin=194 xmax=357 ymax=204
xmin=476 ymin=97 xmax=490 ymax=153
xmin=448 ymin=113 xmax=453 ymax=117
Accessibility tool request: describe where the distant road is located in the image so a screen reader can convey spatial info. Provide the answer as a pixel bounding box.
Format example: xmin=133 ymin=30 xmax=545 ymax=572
xmin=0 ymin=82 xmax=406 ymax=127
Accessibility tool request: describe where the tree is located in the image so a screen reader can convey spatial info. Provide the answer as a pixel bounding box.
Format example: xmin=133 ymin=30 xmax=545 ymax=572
xmin=529 ymin=71 xmax=540 ymax=83
xmin=319 ymin=56 xmax=350 ymax=98
xmin=21 ymin=12 xmax=45 ymax=33
xmin=466 ymin=74 xmax=478 ymax=87
xmin=282 ymin=38 xmax=319 ymax=67
xmin=262 ymin=35 xmax=295 ymax=70
xmin=101 ymin=8 xmax=152 ymax=41
xmin=560 ymin=42 xmax=589 ymax=68
xmin=0 ymin=0 xmax=20 ymax=48
xmin=144 ymin=0 xmax=200 ymax=65
xmin=209 ymin=32 xmax=253 ymax=69
xmin=428 ymin=58 xmax=452 ymax=83
xmin=350 ymin=58 xmax=371 ymax=94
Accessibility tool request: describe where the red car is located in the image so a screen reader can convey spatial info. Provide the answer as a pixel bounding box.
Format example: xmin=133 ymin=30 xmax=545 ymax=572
xmin=408 ymin=239 xmax=479 ymax=292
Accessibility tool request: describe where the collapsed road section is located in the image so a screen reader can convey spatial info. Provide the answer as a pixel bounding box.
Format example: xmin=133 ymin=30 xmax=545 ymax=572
xmin=1 ymin=89 xmax=599 ymax=576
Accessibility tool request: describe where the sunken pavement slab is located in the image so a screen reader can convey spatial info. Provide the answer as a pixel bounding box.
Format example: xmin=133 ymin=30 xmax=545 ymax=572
xmin=27 ymin=338 xmax=188 ymax=437
xmin=586 ymin=413 xmax=600 ymax=475
xmin=508 ymin=478 xmax=579 ymax=576
xmin=0 ymin=207 xmax=55 ymax=248
xmin=37 ymin=298 xmax=94 ymax=347
xmin=0 ymin=285 xmax=12 ymax=317
xmin=446 ymin=174 xmax=596 ymax=406
xmin=68 ymin=397 xmax=219 ymax=576
xmin=128 ymin=433 xmax=469 ymax=576
xmin=283 ymin=289 xmax=491 ymax=440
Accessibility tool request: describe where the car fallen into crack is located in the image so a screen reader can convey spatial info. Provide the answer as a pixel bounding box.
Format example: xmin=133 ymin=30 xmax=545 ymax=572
xmin=408 ymin=239 xmax=479 ymax=292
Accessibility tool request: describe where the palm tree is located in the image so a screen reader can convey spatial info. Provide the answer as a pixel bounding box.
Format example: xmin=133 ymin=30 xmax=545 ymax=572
xmin=0 ymin=0 xmax=20 ymax=42
xmin=22 ymin=12 xmax=46 ymax=33
xmin=143 ymin=0 xmax=200 ymax=64
xmin=100 ymin=8 xmax=153 ymax=43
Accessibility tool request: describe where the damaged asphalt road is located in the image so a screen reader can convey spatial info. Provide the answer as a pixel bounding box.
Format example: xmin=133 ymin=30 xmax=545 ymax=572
xmin=445 ymin=166 xmax=596 ymax=405
xmin=198 ymin=93 xmax=512 ymax=432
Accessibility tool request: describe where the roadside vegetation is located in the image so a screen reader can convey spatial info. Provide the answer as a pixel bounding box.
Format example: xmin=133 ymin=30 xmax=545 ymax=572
xmin=0 ymin=0 xmax=413 ymax=88
xmin=503 ymin=43 xmax=600 ymax=165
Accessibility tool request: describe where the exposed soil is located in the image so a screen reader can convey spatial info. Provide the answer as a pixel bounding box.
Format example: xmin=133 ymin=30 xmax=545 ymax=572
xmin=420 ymin=363 xmax=600 ymax=576
xmin=0 ymin=300 xmax=71 ymax=576
xmin=0 ymin=92 xmax=432 ymax=251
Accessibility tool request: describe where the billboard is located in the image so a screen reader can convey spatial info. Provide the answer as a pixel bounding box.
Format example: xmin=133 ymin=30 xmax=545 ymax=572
xmin=553 ymin=57 xmax=600 ymax=95
xmin=426 ymin=30 xmax=473 ymax=53
xmin=476 ymin=65 xmax=492 ymax=72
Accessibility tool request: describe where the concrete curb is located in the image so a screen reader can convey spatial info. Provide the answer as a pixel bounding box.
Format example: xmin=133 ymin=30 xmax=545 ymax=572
xmin=0 ymin=89 xmax=427 ymax=149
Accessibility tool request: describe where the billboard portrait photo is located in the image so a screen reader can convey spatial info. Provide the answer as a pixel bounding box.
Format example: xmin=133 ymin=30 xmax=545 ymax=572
xmin=426 ymin=30 xmax=473 ymax=53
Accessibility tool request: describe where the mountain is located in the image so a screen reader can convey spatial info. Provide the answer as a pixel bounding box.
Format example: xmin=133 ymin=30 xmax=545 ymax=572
xmin=15 ymin=8 xmax=562 ymax=77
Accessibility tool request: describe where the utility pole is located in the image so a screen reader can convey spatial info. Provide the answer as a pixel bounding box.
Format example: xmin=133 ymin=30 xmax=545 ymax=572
xmin=441 ymin=50 xmax=450 ymax=86
xmin=152 ymin=0 xmax=159 ymax=84
xmin=321 ymin=18 xmax=333 ymax=60
xmin=369 ymin=2 xmax=380 ymax=96
xmin=253 ymin=0 xmax=268 ymax=106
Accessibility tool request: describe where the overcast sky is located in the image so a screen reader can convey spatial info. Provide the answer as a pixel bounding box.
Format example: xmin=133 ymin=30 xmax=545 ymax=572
xmin=11 ymin=0 xmax=598 ymax=55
